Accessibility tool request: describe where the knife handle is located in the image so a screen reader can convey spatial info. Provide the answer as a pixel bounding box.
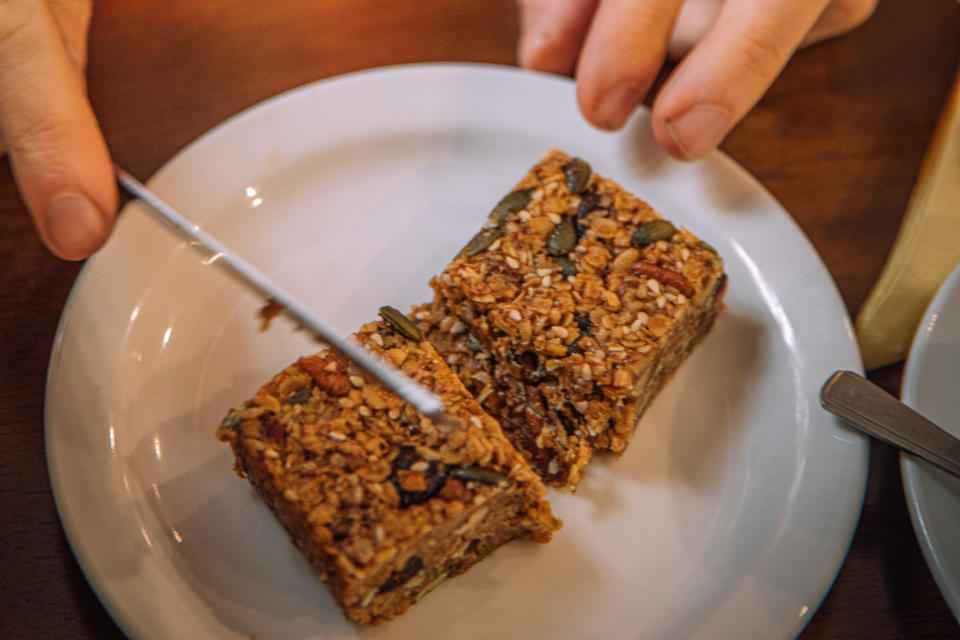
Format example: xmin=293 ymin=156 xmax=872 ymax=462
xmin=821 ymin=370 xmax=960 ymax=478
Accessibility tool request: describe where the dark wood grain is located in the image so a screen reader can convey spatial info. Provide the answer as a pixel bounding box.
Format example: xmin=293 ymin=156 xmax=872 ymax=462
xmin=2 ymin=1 xmax=959 ymax=638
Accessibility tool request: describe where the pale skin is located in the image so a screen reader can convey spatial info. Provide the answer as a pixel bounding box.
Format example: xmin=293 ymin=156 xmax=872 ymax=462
xmin=2 ymin=0 xmax=877 ymax=261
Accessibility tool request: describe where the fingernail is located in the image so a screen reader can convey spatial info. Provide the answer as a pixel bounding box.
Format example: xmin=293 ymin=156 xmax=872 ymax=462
xmin=45 ymin=191 xmax=107 ymax=260
xmin=594 ymin=83 xmax=645 ymax=130
xmin=665 ymin=105 xmax=730 ymax=160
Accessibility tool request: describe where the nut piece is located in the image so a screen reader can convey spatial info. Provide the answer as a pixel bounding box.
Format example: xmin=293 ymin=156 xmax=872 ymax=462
xmin=632 ymin=261 xmax=694 ymax=297
xmin=298 ymin=355 xmax=353 ymax=396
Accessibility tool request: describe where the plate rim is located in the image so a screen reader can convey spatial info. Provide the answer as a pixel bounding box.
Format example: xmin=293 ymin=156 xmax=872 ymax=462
xmin=900 ymin=259 xmax=960 ymax=623
xmin=44 ymin=61 xmax=870 ymax=640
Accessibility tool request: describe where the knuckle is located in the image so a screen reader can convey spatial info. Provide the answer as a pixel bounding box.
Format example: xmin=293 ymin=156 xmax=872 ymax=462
xmin=738 ymin=24 xmax=789 ymax=81
xmin=4 ymin=111 xmax=70 ymax=160
xmin=0 ymin=0 xmax=35 ymax=48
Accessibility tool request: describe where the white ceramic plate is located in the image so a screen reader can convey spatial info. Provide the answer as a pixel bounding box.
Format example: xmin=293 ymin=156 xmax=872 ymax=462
xmin=902 ymin=261 xmax=960 ymax=623
xmin=46 ymin=63 xmax=868 ymax=640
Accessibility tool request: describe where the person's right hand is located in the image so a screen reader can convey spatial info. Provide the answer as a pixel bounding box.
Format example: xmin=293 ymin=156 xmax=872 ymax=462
xmin=0 ymin=0 xmax=115 ymax=260
xmin=518 ymin=0 xmax=878 ymax=161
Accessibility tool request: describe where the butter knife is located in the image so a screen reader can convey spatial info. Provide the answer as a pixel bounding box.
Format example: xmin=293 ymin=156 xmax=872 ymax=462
xmin=821 ymin=370 xmax=960 ymax=478
xmin=116 ymin=166 xmax=445 ymax=420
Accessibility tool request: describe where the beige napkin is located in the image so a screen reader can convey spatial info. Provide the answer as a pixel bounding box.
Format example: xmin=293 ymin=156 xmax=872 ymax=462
xmin=856 ymin=69 xmax=960 ymax=370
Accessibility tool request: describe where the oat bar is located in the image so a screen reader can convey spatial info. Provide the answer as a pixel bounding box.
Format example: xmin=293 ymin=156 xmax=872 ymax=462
xmin=429 ymin=149 xmax=727 ymax=487
xmin=216 ymin=317 xmax=559 ymax=625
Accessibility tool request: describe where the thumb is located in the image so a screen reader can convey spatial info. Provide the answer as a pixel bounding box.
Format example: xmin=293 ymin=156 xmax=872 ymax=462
xmin=0 ymin=0 xmax=115 ymax=260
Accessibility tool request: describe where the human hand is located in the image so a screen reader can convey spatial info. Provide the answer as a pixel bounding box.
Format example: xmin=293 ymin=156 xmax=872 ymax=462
xmin=0 ymin=0 xmax=115 ymax=260
xmin=517 ymin=0 xmax=878 ymax=160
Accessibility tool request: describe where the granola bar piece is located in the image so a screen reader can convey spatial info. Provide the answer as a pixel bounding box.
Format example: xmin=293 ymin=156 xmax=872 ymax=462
xmin=216 ymin=318 xmax=559 ymax=625
xmin=413 ymin=302 xmax=594 ymax=487
xmin=429 ymin=149 xmax=727 ymax=487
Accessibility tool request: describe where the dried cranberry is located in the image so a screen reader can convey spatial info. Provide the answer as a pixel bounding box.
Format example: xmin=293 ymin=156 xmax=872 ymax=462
xmin=377 ymin=555 xmax=424 ymax=593
xmin=389 ymin=447 xmax=445 ymax=507
xmin=258 ymin=412 xmax=285 ymax=446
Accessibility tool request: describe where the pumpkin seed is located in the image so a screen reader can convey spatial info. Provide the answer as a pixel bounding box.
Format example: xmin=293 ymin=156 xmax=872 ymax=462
xmin=287 ymin=387 xmax=312 ymax=405
xmin=565 ymin=334 xmax=584 ymax=356
xmin=416 ymin=571 xmax=449 ymax=601
xmin=565 ymin=157 xmax=591 ymax=194
xmin=698 ymin=239 xmax=718 ymax=255
xmin=547 ymin=215 xmax=577 ymax=256
xmin=488 ymin=188 xmax=533 ymax=226
xmin=461 ymin=227 xmax=503 ymax=257
xmin=631 ymin=219 xmax=676 ymax=247
xmin=220 ymin=410 xmax=243 ymax=428
xmin=448 ymin=466 xmax=514 ymax=488
xmin=378 ymin=306 xmax=423 ymax=341
xmin=466 ymin=333 xmax=484 ymax=353
xmin=554 ymin=256 xmax=577 ymax=276
xmin=574 ymin=313 xmax=594 ymax=336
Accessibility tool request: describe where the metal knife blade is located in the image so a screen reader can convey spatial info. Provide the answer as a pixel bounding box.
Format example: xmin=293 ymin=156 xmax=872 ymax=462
xmin=115 ymin=165 xmax=445 ymax=420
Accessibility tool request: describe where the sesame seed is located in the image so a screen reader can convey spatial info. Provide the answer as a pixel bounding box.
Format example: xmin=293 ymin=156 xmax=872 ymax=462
xmin=283 ymin=489 xmax=299 ymax=502
xmin=370 ymin=333 xmax=384 ymax=346
xmin=509 ymin=309 xmax=522 ymax=322
xmin=505 ymin=256 xmax=520 ymax=269
xmin=410 ymin=461 xmax=430 ymax=472
xmin=656 ymin=296 xmax=666 ymax=309
xmin=357 ymin=406 xmax=372 ymax=417
xmin=647 ymin=279 xmax=661 ymax=294
xmin=349 ymin=375 xmax=365 ymax=388
xmin=547 ymin=458 xmax=560 ymax=475
xmin=328 ymin=431 xmax=347 ymax=441
xmin=581 ymin=363 xmax=592 ymax=380
xmin=536 ymin=268 xmax=553 ymax=277
xmin=450 ymin=320 xmax=467 ymax=334
xmin=264 ymin=448 xmax=280 ymax=459
xmin=547 ymin=212 xmax=562 ymax=224
xmin=488 ymin=238 xmax=502 ymax=252
xmin=542 ymin=276 xmax=552 ymax=288
xmin=549 ymin=326 xmax=568 ymax=339
xmin=681 ymin=248 xmax=691 ymax=261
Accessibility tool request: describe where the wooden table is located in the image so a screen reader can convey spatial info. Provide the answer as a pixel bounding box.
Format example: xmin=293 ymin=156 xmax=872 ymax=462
xmin=3 ymin=1 xmax=958 ymax=637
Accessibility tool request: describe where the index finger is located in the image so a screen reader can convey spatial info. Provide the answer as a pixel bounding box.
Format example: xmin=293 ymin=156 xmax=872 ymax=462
xmin=574 ymin=0 xmax=685 ymax=130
